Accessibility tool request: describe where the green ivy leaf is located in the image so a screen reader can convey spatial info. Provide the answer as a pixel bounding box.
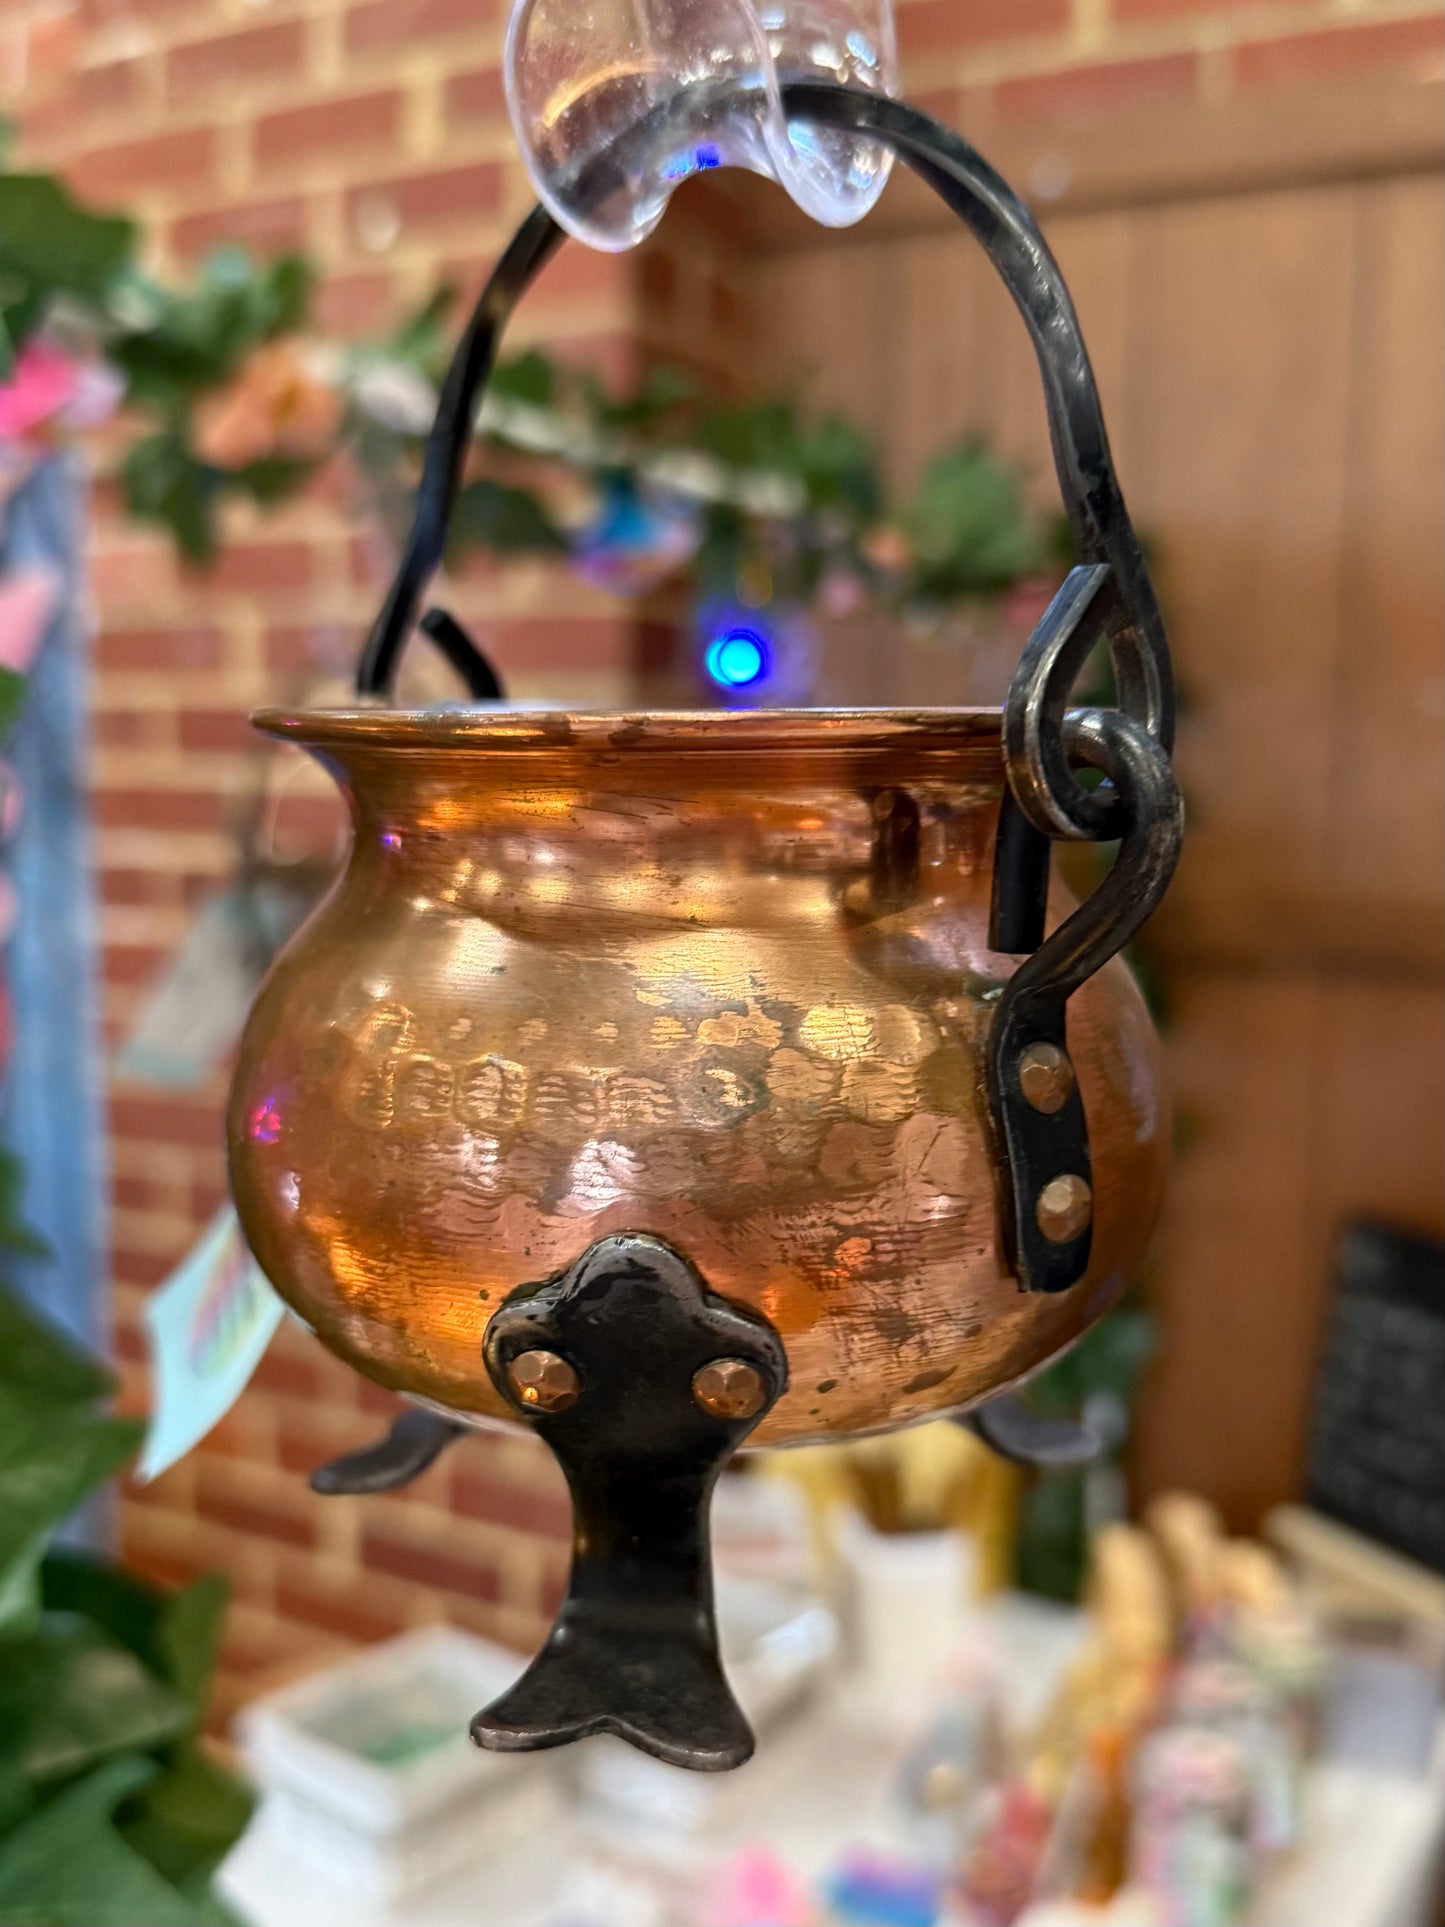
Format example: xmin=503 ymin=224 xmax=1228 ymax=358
xmin=261 ymin=255 xmax=313 ymax=338
xmin=796 ymin=416 xmax=880 ymax=523
xmin=697 ymin=397 xmax=798 ymax=472
xmin=0 ymin=1152 xmax=48 ymax=1261
xmin=0 ymin=176 xmax=134 ymax=353
xmin=386 ymin=283 xmax=456 ymax=370
xmin=900 ymin=440 xmax=1048 ymax=598
xmin=0 ymin=1617 xmax=188 ymax=1786
xmin=39 ymin=1554 xmax=161 ymax=1663
xmin=0 ymin=671 xmax=26 ymax=749
xmin=108 ymin=249 xmax=314 ymax=410
xmin=232 ymin=456 xmax=315 ymax=508
xmin=0 ymin=1275 xmax=107 ymax=1403
xmin=155 ymin=1575 xmax=228 ymax=1717
xmin=28 ymin=1570 xmax=249 ymax=1906
xmin=0 ymin=1387 xmax=140 ymax=1638
xmin=448 ymin=477 xmax=566 ymax=559
xmin=0 ymin=1756 xmax=202 ymax=1927
xmin=39 ymin=1560 xmax=227 ymax=1723
xmin=116 ymin=1742 xmax=253 ymax=1894
xmin=488 ymin=349 xmax=556 ymax=409
xmin=121 ymin=432 xmax=220 ymax=563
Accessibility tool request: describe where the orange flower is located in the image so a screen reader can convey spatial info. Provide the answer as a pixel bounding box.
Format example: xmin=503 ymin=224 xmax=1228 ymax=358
xmin=193 ymin=338 xmax=343 ymax=470
xmin=860 ymin=524 xmax=912 ymax=574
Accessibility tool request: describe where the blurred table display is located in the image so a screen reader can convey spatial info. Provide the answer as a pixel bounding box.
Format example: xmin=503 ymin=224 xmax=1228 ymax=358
xmin=229 ymin=1627 xmax=549 ymax=1906
xmin=220 ymin=1591 xmax=1444 ymax=1927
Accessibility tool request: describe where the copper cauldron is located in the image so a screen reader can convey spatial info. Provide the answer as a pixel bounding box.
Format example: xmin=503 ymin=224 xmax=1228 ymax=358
xmin=230 ymin=706 xmax=1167 ymax=1442
xmin=228 ymin=86 xmax=1184 ymax=1770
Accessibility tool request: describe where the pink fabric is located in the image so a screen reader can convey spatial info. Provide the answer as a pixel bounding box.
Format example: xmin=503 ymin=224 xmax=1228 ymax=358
xmin=0 ymin=342 xmax=82 ymax=442
xmin=0 ymin=570 xmax=59 ymax=675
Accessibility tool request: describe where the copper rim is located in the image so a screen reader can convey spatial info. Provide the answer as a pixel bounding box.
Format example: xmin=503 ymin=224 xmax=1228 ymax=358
xmin=250 ymin=706 xmax=1007 ymax=755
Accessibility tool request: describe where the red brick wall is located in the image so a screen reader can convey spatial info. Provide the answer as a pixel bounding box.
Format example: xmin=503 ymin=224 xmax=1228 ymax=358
xmin=3 ymin=0 xmax=1440 ymax=1716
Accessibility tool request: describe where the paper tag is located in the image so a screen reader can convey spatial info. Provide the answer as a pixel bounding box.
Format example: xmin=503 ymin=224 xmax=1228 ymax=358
xmin=117 ymin=879 xmax=318 ymax=1090
xmin=137 ymin=1208 xmax=285 ymax=1482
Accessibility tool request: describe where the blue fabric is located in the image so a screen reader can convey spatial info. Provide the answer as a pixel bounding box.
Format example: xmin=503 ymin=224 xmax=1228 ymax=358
xmin=2 ymin=454 xmax=108 ymax=1372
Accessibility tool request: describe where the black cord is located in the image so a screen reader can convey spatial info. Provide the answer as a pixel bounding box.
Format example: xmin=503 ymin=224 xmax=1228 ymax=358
xmin=418 ymin=607 xmax=507 ymax=700
xmin=355 ymin=205 xmax=564 ymax=699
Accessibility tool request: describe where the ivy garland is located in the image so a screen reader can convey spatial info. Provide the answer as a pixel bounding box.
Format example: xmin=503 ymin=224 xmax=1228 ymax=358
xmin=0 ymin=155 xmax=1064 ymax=620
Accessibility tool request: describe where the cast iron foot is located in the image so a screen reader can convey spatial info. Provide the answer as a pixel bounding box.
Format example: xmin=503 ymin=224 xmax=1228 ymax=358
xmin=963 ymin=1392 xmax=1099 ymax=1468
xmin=310 ymin=1408 xmax=467 ymax=1494
xmin=472 ymin=1233 xmax=787 ymax=1772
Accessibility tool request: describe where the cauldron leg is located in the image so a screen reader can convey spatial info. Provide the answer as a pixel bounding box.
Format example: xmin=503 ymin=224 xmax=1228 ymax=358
xmin=309 ymin=1408 xmax=467 ymax=1494
xmin=472 ymin=1233 xmax=787 ymax=1772
xmin=962 ymin=1393 xmax=1099 ymax=1468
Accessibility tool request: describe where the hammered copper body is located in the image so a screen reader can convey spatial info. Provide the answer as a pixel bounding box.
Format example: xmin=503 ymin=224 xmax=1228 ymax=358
xmin=228 ymin=706 xmax=1168 ymax=1448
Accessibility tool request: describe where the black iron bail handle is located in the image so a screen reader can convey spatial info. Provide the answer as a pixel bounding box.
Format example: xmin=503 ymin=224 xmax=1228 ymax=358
xmin=352 ymin=84 xmax=1182 ymax=1294
xmin=353 ymin=80 xmax=1173 ymax=759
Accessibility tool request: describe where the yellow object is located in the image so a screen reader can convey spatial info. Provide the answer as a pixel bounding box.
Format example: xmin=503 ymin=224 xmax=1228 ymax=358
xmin=761 ymin=1419 xmax=1024 ymax=1593
xmin=1088 ymin=1523 xmax=1173 ymax=1665
xmin=1218 ymin=1539 xmax=1291 ymax=1617
xmin=1145 ymin=1491 xmax=1226 ymax=1624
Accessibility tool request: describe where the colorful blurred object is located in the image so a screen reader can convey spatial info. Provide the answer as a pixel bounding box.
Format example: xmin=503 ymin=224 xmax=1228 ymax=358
xmin=571 ymin=476 xmax=701 ymax=593
xmin=825 ymin=1847 xmax=945 ymax=1926
xmin=0 ymin=567 xmax=58 ymax=680
xmin=191 ymin=336 xmax=344 ymax=471
xmin=0 ymin=341 xmax=83 ymax=442
xmin=702 ymin=1848 xmax=818 ymax=1926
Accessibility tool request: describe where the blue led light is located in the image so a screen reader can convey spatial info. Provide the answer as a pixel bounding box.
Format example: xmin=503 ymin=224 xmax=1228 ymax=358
xmin=661 ymin=143 xmax=724 ymax=184
xmin=705 ymin=627 xmax=769 ymax=688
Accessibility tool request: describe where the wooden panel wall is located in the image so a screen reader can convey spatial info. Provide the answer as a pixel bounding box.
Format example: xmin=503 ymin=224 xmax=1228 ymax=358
xmin=740 ymin=170 xmax=1445 ymax=1526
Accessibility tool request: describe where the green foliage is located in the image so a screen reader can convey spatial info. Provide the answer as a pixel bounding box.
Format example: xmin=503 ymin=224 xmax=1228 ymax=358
xmin=108 ymin=251 xmax=312 ymax=412
xmin=694 ymin=394 xmax=798 ymax=471
xmin=487 ymin=346 xmax=556 ymax=410
xmin=0 ymin=672 xmax=25 ymax=750
xmin=382 ymin=283 xmax=457 ymax=372
xmin=796 ymin=415 xmax=880 ymax=523
xmin=109 ymin=252 xmax=319 ymax=560
xmin=0 ymin=1157 xmax=53 ymax=1274
xmin=0 ymin=1275 xmax=252 ymax=1925
xmin=1013 ymin=1299 xmax=1156 ymax=1604
xmin=0 ymin=1758 xmax=234 ymax=1927
xmin=596 ymin=363 xmax=697 ymax=435
xmin=0 ymin=137 xmax=1056 ymax=610
xmin=899 ymin=440 xmax=1050 ymax=598
xmin=0 ymin=175 xmax=133 ymax=371
xmin=459 ymin=351 xmax=1048 ymax=614
xmin=448 ymin=476 xmax=567 ymax=560
xmin=120 ymin=433 xmax=222 ymax=564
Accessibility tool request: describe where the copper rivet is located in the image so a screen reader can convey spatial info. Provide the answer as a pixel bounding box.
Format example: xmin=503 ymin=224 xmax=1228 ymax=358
xmin=692 ymin=1358 xmax=767 ymax=1421
xmin=1018 ymin=1041 xmax=1075 ymax=1115
xmin=1036 ymin=1174 xmax=1093 ymax=1245
xmin=507 ymin=1348 xmax=579 ymax=1413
